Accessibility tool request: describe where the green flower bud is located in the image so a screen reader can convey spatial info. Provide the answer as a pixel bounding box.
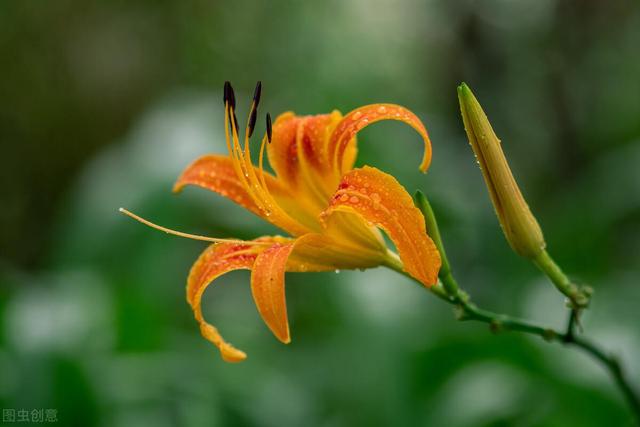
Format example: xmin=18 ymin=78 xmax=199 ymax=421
xmin=457 ymin=83 xmax=545 ymax=259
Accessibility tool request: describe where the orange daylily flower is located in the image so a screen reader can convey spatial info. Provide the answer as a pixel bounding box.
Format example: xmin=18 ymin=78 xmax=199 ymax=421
xmin=121 ymin=82 xmax=441 ymax=362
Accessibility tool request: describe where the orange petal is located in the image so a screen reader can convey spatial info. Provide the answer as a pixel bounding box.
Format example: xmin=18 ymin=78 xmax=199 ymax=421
xmin=322 ymin=166 xmax=441 ymax=286
xmin=174 ymin=154 xmax=281 ymax=216
xmin=266 ymin=112 xmax=300 ymax=186
xmin=174 ymin=154 xmax=316 ymax=235
xmin=267 ymin=111 xmax=344 ymax=204
xmin=328 ymin=104 xmax=433 ymax=175
xmin=187 ymin=238 xmax=284 ymax=362
xmin=251 ymin=243 xmax=296 ymax=343
xmin=289 ymin=231 xmax=385 ymax=271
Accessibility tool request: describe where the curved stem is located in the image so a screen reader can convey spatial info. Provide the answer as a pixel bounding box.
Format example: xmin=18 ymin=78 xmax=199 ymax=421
xmin=398 ymin=267 xmax=640 ymax=422
xmin=533 ymin=250 xmax=591 ymax=308
xmin=410 ymin=191 xmax=639 ymax=420
xmin=569 ymin=336 xmax=640 ymax=420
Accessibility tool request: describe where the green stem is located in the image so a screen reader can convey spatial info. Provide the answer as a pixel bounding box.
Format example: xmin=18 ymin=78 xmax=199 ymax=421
xmin=569 ymin=336 xmax=640 ymax=420
xmin=533 ymin=250 xmax=590 ymax=308
xmin=408 ymin=192 xmax=639 ymax=421
xmin=391 ymin=267 xmax=640 ymax=423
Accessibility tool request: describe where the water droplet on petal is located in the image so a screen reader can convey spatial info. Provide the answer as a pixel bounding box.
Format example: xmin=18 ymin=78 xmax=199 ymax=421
xmin=377 ymin=106 xmax=387 ymax=114
xmin=352 ymin=112 xmax=362 ymax=120
xmin=339 ymin=194 xmax=349 ymax=202
xmin=349 ymin=196 xmax=359 ymax=203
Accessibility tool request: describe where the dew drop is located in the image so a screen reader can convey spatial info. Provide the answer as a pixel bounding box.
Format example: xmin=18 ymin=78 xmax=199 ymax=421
xmin=339 ymin=194 xmax=349 ymax=202
xmin=349 ymin=196 xmax=359 ymax=203
xmin=352 ymin=111 xmax=362 ymax=120
xmin=335 ymin=269 xmax=340 ymax=274
xmin=377 ymin=106 xmax=387 ymax=114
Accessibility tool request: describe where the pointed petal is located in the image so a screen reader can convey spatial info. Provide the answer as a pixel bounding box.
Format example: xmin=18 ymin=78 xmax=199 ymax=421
xmin=187 ymin=238 xmax=287 ymax=362
xmin=174 ymin=154 xmax=316 ymax=235
xmin=267 ymin=111 xmax=344 ymax=207
xmin=266 ymin=112 xmax=303 ymax=187
xmin=251 ymin=243 xmax=296 ymax=343
xmin=322 ymin=166 xmax=441 ymax=286
xmin=267 ymin=112 xmax=340 ymax=186
xmin=289 ymin=231 xmax=385 ymax=270
xmin=328 ymin=104 xmax=433 ymax=174
xmin=174 ymin=154 xmax=282 ymax=217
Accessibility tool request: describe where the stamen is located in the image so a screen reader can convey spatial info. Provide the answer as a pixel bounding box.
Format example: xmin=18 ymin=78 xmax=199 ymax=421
xmin=252 ymin=81 xmax=262 ymax=107
xmin=247 ymin=107 xmax=258 ymax=139
xmin=266 ymin=113 xmax=272 ymax=143
xmin=225 ymin=81 xmax=236 ymax=109
xmin=247 ymin=82 xmax=262 ymax=138
xmin=258 ymin=134 xmax=269 ymax=190
xmin=232 ymin=111 xmax=239 ymax=134
xmin=223 ymin=81 xmax=230 ymax=105
xmin=118 ymin=208 xmax=269 ymax=246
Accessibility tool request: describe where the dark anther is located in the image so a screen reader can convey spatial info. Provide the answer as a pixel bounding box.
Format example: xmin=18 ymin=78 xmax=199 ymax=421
xmin=248 ymin=109 xmax=258 ymax=138
xmin=223 ymin=81 xmax=230 ymax=105
xmin=224 ymin=81 xmax=236 ymax=109
xmin=266 ymin=113 xmax=272 ymax=143
xmin=247 ymin=81 xmax=261 ymax=138
xmin=253 ymin=81 xmax=262 ymax=107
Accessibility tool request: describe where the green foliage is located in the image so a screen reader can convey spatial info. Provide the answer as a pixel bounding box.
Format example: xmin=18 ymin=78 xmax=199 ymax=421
xmin=1 ymin=0 xmax=639 ymax=425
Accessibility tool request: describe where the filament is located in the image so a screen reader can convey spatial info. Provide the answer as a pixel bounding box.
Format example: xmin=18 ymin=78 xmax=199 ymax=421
xmin=118 ymin=208 xmax=269 ymax=246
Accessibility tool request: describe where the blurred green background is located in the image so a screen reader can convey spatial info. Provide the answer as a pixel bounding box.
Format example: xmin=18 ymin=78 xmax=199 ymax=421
xmin=1 ymin=0 xmax=639 ymax=426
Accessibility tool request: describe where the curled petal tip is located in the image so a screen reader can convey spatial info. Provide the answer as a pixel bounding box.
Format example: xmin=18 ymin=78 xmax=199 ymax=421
xmin=330 ymin=104 xmax=433 ymax=174
xmin=419 ymin=152 xmax=431 ymax=173
xmin=200 ymin=322 xmax=248 ymax=363
xmin=325 ymin=167 xmax=441 ymax=286
xmin=220 ymin=344 xmax=248 ymax=363
xmin=265 ymin=316 xmax=291 ymax=345
xmin=276 ymin=327 xmax=291 ymax=344
xmin=251 ymin=243 xmax=294 ymax=345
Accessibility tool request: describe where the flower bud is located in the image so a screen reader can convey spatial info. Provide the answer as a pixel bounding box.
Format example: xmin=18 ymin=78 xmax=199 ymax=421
xmin=457 ymin=83 xmax=545 ymax=258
